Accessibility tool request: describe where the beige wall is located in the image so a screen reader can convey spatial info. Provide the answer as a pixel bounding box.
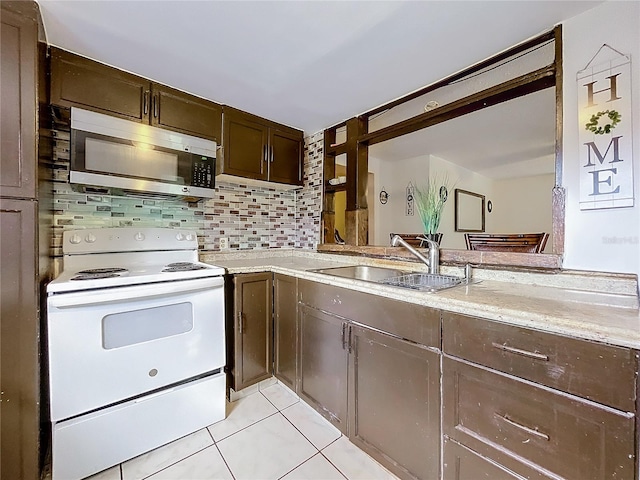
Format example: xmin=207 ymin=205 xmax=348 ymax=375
xmin=490 ymin=174 xmax=554 ymax=252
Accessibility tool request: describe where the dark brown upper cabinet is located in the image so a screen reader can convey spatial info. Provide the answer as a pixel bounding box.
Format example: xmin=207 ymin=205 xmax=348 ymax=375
xmin=1 ymin=3 xmax=38 ymax=199
xmin=221 ymin=107 xmax=303 ymax=186
xmin=50 ymin=48 xmax=222 ymax=142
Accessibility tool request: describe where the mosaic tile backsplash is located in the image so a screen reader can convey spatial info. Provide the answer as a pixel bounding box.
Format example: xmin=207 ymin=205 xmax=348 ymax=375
xmin=51 ymin=129 xmax=323 ymax=256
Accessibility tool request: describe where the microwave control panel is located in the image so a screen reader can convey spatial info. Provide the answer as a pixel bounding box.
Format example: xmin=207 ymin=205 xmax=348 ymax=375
xmin=191 ymin=156 xmax=215 ymax=188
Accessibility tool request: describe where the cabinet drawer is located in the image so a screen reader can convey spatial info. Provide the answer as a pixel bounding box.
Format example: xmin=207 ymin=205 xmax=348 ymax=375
xmin=443 ymin=437 xmax=553 ymax=480
xmin=442 ymin=312 xmax=637 ymax=411
xmin=443 ymin=357 xmax=635 ymax=480
xmin=299 ymin=280 xmax=439 ymax=348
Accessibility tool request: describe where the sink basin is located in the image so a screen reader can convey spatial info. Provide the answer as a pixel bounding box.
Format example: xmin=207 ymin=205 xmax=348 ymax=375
xmin=312 ymin=265 xmax=407 ymax=282
xmin=379 ymin=273 xmax=465 ymax=292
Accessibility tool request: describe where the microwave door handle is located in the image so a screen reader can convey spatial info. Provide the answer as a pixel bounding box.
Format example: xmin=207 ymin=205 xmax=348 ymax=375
xmin=48 ymin=277 xmax=224 ymax=309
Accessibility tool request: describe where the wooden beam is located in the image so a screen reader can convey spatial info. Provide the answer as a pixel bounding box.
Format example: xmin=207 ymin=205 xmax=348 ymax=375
xmin=345 ymin=117 xmax=368 ymax=210
xmin=359 ymin=65 xmax=555 ymax=147
xmin=553 ymin=25 xmax=565 ymax=258
xmin=364 ymin=30 xmax=555 ymax=118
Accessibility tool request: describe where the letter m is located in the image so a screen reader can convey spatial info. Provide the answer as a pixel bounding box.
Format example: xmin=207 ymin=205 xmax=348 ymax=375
xmin=583 ymin=136 xmax=623 ymax=167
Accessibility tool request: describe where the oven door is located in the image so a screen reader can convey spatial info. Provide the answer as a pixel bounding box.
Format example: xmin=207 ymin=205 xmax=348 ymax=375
xmin=47 ymin=276 xmax=225 ymax=422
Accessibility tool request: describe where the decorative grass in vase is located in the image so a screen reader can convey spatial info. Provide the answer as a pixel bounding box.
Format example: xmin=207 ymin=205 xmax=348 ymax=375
xmin=414 ymin=176 xmax=451 ymax=244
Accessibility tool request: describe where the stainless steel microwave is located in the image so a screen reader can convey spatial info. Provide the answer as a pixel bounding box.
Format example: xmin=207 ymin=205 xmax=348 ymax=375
xmin=70 ymin=107 xmax=217 ymax=199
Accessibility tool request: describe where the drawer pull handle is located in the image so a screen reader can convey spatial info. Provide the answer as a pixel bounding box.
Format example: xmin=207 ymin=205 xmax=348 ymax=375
xmin=341 ymin=322 xmax=348 ymax=350
xmin=495 ymin=413 xmax=550 ymax=441
xmin=491 ymin=342 xmax=549 ymax=361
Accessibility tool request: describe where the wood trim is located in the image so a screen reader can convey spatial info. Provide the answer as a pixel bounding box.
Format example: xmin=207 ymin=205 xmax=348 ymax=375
xmin=552 ymin=25 xmax=565 ymax=256
xmin=364 ymin=30 xmax=555 ymax=118
xmin=323 ymin=128 xmax=337 ymax=244
xmin=359 ymin=65 xmax=555 ymax=146
xmin=552 ymin=186 xmax=566 ymax=256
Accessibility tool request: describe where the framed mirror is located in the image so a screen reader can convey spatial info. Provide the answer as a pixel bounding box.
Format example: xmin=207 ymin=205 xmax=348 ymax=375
xmin=455 ymin=189 xmax=485 ymax=232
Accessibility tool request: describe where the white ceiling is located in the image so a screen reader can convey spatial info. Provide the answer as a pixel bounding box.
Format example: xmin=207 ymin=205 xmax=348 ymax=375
xmin=37 ymin=0 xmax=602 ymax=135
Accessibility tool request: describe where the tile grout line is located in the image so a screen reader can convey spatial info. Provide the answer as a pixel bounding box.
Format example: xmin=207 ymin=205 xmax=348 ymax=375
xmin=213 ymin=442 xmax=237 ymax=480
xmin=319 ymin=437 xmax=351 ymax=480
xmin=275 ymin=452 xmax=324 ymax=480
xmin=137 ymin=443 xmax=217 ymax=480
xmin=257 ymin=388 xmax=329 ymax=480
xmin=210 ymin=408 xmax=280 ymax=443
xmin=258 ymin=388 xmax=301 ymax=413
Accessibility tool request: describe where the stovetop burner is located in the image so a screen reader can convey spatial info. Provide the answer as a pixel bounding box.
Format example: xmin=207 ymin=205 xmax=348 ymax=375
xmin=77 ymin=268 xmax=129 ymax=274
xmin=70 ymin=267 xmax=128 ymax=281
xmin=162 ymin=262 xmax=208 ymax=272
xmin=71 ymin=272 xmax=123 ymax=281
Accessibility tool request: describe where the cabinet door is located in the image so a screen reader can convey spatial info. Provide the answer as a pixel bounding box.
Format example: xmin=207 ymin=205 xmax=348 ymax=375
xmin=50 ymin=47 xmax=150 ymax=123
xmin=152 ymin=85 xmax=222 ymax=142
xmin=348 ymin=325 xmax=440 ymax=480
xmin=298 ymin=305 xmax=348 ymax=433
xmin=233 ymin=273 xmax=272 ymax=391
xmin=268 ymin=127 xmax=302 ymax=185
xmin=1 ymin=5 xmax=37 ymax=198
xmin=222 ymin=108 xmax=269 ymax=180
xmin=273 ymin=274 xmax=297 ymax=391
xmin=0 ymin=198 xmax=39 ymax=480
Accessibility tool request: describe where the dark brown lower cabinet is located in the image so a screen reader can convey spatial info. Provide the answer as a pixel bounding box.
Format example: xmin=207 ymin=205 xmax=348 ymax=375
xmin=349 ymin=325 xmax=440 ymax=480
xmin=443 ymin=437 xmax=552 ymax=480
xmin=0 ymin=199 xmax=40 ymax=480
xmin=298 ymin=305 xmax=349 ymax=433
xmin=273 ymin=274 xmax=297 ymax=391
xmin=442 ymin=356 xmax=636 ymax=480
xmin=231 ymin=272 xmax=272 ymax=391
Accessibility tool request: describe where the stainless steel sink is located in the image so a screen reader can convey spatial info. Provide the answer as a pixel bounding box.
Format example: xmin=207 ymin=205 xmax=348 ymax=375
xmin=312 ymin=265 xmax=407 ymax=282
xmin=379 ymin=273 xmax=465 ymax=293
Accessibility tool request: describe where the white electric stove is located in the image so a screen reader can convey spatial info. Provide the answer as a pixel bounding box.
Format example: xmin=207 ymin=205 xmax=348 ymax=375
xmin=47 ymin=227 xmax=227 ymax=480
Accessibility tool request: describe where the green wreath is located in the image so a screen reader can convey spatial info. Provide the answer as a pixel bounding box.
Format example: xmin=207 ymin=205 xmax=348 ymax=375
xmin=585 ymin=109 xmax=621 ymax=135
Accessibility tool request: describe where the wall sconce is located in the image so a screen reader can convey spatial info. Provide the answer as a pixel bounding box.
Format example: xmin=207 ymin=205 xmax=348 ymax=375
xmin=487 ymin=200 xmax=493 ymax=213
xmin=379 ymin=187 xmax=389 ymax=205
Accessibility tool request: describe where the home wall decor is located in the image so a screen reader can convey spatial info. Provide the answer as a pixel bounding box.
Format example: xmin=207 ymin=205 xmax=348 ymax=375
xmin=577 ymin=44 xmax=634 ymax=210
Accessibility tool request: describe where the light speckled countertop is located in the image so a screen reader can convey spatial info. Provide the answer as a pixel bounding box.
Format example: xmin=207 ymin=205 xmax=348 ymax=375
xmin=200 ymin=250 xmax=640 ymax=349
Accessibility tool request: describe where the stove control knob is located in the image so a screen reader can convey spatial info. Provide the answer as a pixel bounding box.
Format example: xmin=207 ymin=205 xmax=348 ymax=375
xmin=69 ymin=234 xmax=82 ymax=245
xmin=85 ymin=233 xmax=96 ymax=243
xmin=186 ymin=233 xmax=196 ymax=241
xmin=134 ymin=232 xmax=145 ymax=241
xmin=175 ymin=233 xmax=185 ymax=241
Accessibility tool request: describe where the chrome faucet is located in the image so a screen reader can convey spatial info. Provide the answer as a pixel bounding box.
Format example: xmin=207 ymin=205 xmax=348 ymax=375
xmin=390 ymin=235 xmax=440 ymax=274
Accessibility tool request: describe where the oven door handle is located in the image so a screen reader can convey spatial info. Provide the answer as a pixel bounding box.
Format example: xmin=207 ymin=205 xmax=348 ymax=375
xmin=48 ymin=277 xmax=224 ymax=309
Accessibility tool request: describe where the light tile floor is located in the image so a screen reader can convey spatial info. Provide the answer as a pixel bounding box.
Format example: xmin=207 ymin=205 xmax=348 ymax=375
xmin=83 ymin=382 xmax=399 ymax=480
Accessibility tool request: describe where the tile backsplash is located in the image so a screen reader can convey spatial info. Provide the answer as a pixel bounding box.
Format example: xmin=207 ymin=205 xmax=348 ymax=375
xmin=51 ymin=129 xmax=323 ymax=256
